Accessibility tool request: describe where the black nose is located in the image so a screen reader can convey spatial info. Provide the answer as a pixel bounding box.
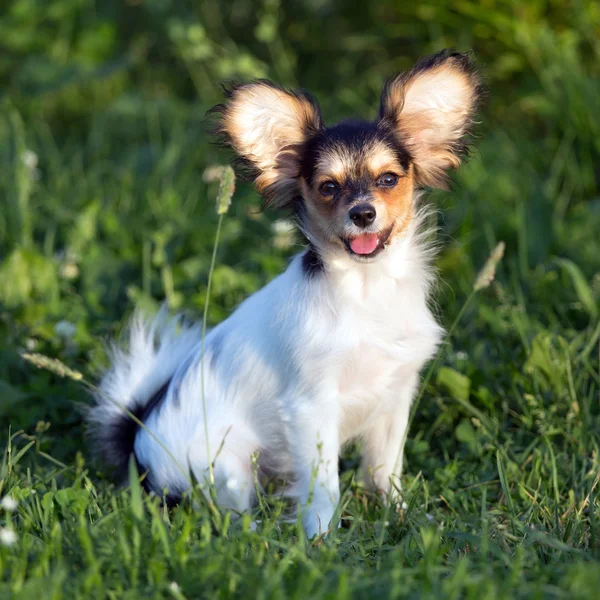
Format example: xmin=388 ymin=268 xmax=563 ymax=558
xmin=349 ymin=204 xmax=376 ymax=229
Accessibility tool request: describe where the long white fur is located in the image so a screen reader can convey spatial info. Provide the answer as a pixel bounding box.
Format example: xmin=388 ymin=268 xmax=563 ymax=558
xmin=92 ymin=204 xmax=442 ymax=538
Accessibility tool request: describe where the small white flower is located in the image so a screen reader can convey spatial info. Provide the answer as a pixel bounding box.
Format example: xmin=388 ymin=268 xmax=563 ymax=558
xmin=272 ymin=219 xmax=295 ymax=235
xmin=55 ymin=320 xmax=77 ymax=340
xmin=226 ymin=478 xmax=239 ymax=491
xmin=59 ymin=262 xmax=80 ymax=280
xmin=456 ymin=351 xmax=468 ymax=360
xmin=0 ymin=528 xmax=17 ymax=546
xmin=25 ymin=338 xmax=36 ymax=351
xmin=169 ymin=581 xmax=181 ymax=593
xmin=272 ymin=219 xmax=296 ymax=250
xmin=1 ymin=496 xmax=18 ymax=512
xmin=22 ymin=149 xmax=39 ymax=170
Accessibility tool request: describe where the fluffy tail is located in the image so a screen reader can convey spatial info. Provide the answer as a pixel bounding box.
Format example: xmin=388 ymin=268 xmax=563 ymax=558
xmin=87 ymin=309 xmax=201 ymax=482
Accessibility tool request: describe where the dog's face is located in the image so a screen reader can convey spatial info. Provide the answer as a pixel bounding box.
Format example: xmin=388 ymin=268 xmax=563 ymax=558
xmin=297 ymin=121 xmax=414 ymax=261
xmin=212 ymin=50 xmax=481 ymax=263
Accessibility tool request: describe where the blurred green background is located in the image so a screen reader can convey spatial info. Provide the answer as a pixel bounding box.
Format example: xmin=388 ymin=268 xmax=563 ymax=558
xmin=1 ymin=1 xmax=600 ymax=596
xmin=1 ymin=0 xmax=599 ymax=455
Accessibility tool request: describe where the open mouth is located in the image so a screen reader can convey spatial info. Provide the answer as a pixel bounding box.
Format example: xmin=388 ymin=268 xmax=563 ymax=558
xmin=343 ymin=225 xmax=393 ymax=258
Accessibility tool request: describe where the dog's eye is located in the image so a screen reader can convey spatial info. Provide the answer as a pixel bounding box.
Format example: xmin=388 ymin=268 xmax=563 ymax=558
xmin=319 ymin=181 xmax=339 ymax=196
xmin=377 ymin=173 xmax=399 ymax=187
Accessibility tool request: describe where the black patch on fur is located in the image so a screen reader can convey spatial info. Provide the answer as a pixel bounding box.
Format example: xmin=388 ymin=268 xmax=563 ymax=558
xmin=292 ymin=199 xmax=325 ymax=275
xmin=99 ymin=378 xmax=172 ymax=488
xmin=208 ymin=331 xmax=225 ymax=370
xmin=139 ymin=378 xmax=172 ymax=422
xmin=163 ymin=491 xmax=182 ymax=508
xmin=170 ymin=354 xmax=195 ymax=409
xmin=302 ymin=245 xmax=324 ymax=279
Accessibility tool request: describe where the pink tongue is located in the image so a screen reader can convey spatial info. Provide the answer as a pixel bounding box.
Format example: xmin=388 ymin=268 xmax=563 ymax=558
xmin=350 ymin=234 xmax=379 ymax=255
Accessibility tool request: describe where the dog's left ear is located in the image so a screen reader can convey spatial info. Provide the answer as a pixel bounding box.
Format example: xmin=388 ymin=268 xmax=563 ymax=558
xmin=211 ymin=81 xmax=323 ymax=208
xmin=379 ymin=50 xmax=482 ymax=189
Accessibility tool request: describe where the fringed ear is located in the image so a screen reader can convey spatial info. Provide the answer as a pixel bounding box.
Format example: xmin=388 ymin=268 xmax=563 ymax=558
xmin=210 ymin=80 xmax=323 ymax=208
xmin=379 ymin=50 xmax=482 ymax=189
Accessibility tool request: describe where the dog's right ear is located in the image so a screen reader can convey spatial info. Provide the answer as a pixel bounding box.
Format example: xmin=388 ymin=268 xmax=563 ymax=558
xmin=210 ymin=81 xmax=323 ymax=208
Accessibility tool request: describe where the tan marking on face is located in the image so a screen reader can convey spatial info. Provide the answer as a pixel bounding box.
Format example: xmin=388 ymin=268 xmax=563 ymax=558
xmin=364 ymin=140 xmax=412 ymax=228
xmin=314 ymin=140 xmax=403 ymax=188
xmin=365 ymin=142 xmax=403 ymax=177
xmin=370 ymin=166 xmax=415 ymax=237
xmin=298 ymin=138 xmax=416 ymax=255
xmin=315 ymin=147 xmax=353 ymax=184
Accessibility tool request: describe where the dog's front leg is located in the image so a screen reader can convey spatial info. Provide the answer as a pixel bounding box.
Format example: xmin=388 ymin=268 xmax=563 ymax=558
xmin=361 ymin=375 xmax=418 ymax=504
xmin=291 ymin=398 xmax=340 ymax=538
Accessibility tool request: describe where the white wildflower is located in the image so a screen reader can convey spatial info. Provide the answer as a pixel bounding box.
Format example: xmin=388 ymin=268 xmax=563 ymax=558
xmin=272 ymin=219 xmax=296 ymax=250
xmin=21 ymin=352 xmax=83 ymax=381
xmin=22 ymin=149 xmax=38 ymax=170
xmin=1 ymin=496 xmax=18 ymax=512
xmin=474 ymin=241 xmax=505 ymax=291
xmin=0 ymin=528 xmax=17 ymax=546
xmin=169 ymin=581 xmax=182 ymax=593
xmin=55 ymin=320 xmax=77 ymax=340
xmin=215 ymin=166 xmax=235 ymax=215
xmin=55 ymin=250 xmax=80 ymax=280
xmin=272 ymin=219 xmax=295 ymax=235
xmin=59 ymin=262 xmax=80 ymax=280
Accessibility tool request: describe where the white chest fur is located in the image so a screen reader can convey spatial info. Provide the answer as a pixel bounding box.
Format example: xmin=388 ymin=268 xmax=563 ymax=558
xmin=293 ymin=232 xmax=443 ymax=444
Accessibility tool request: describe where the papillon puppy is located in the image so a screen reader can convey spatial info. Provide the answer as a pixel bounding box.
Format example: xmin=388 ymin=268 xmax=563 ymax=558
xmin=89 ymin=49 xmax=481 ymax=538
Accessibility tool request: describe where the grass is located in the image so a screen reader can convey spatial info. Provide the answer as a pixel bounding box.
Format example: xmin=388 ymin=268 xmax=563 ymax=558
xmin=1 ymin=0 xmax=600 ymax=597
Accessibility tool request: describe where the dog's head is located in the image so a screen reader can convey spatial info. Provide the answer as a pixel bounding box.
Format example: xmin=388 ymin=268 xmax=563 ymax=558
xmin=211 ymin=50 xmax=481 ymax=262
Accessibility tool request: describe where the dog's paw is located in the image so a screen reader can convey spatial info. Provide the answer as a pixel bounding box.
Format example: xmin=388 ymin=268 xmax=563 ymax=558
xmin=374 ymin=484 xmax=407 ymax=512
xmin=302 ymin=506 xmax=340 ymax=539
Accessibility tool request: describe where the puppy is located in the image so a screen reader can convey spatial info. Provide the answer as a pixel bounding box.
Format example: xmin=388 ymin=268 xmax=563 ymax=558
xmin=89 ymin=49 xmax=481 ymax=537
